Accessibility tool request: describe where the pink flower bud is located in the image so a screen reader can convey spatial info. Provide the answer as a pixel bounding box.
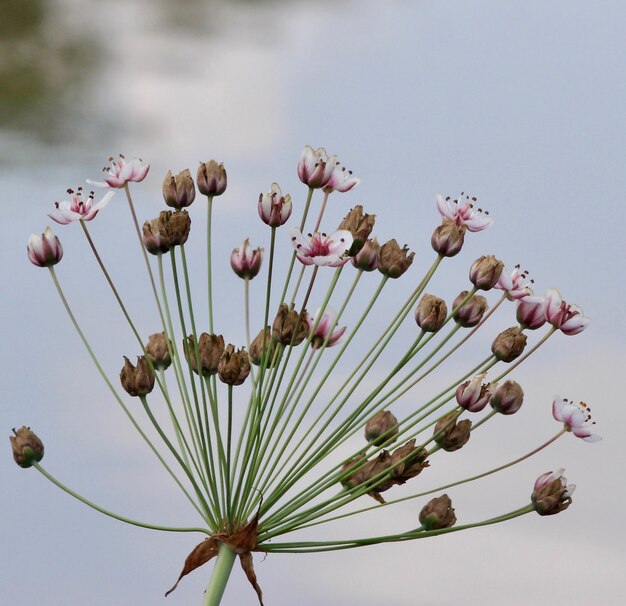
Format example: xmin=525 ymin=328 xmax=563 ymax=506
xmin=230 ymin=239 xmax=263 ymax=280
xmin=469 ymin=255 xmax=504 ymax=290
xmin=490 ymin=380 xmax=524 ymax=415
xmin=258 ymin=183 xmax=292 ymax=227
xmin=516 ymin=295 xmax=547 ymax=330
xmin=27 ymin=227 xmax=63 ymax=267
xmin=455 ymin=373 xmax=496 ymax=412
xmin=431 ymin=219 xmax=466 ymax=257
xmin=297 ymin=145 xmax=337 ymax=189
xmin=545 ymin=289 xmax=591 ymax=335
xmin=452 ymin=291 xmax=488 ymax=327
xmin=351 ymin=238 xmax=381 ymax=271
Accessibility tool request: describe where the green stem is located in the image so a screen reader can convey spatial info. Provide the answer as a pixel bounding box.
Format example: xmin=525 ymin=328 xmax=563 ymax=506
xmin=201 ymin=544 xmax=237 ymax=606
xmin=206 ymin=194 xmax=215 ymax=333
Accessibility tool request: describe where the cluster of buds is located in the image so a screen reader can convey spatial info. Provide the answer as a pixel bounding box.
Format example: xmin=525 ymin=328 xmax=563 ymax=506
xmin=143 ymin=210 xmax=191 ymax=254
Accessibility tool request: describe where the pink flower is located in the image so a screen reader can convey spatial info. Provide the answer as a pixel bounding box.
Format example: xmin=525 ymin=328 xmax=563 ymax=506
xmin=323 ymin=163 xmax=360 ymax=194
xmin=27 ymin=227 xmax=63 ymax=267
xmin=308 ymin=307 xmax=346 ymax=349
xmin=545 ymin=289 xmax=591 ymax=335
xmin=455 ymin=373 xmax=496 ymax=412
xmin=87 ymin=154 xmax=150 ymax=188
xmin=258 ymin=183 xmax=292 ymax=227
xmin=48 ymin=187 xmax=115 ymax=225
xmin=533 ymin=468 xmax=573 ymax=494
xmin=495 ymin=265 xmax=534 ymax=300
xmin=230 ymin=239 xmax=263 ymax=280
xmin=297 ymin=146 xmax=337 ymax=189
xmin=435 ymin=193 xmax=493 ymax=232
xmin=552 ymin=396 xmax=601 ymax=442
xmin=290 ymin=228 xmax=353 ymax=267
xmin=516 ymin=295 xmax=547 ymax=330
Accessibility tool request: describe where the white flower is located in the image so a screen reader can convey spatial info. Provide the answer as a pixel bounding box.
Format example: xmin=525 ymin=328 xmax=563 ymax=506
xmin=435 ymin=193 xmax=493 ymax=232
xmin=48 ymin=188 xmax=114 ymax=225
xmin=552 ymin=396 xmax=601 ymax=442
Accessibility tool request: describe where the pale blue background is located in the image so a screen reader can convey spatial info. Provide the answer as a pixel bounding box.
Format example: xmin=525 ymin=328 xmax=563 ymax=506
xmin=2 ymin=1 xmax=625 ymax=604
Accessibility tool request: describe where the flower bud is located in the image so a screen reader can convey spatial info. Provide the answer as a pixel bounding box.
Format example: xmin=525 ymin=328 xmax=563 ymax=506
xmin=351 ymin=237 xmax=381 ymax=271
xmin=197 ymin=160 xmax=227 ymax=196
xmin=389 ymin=440 xmax=429 ymax=483
xmin=532 ymin=469 xmax=574 ymax=516
xmin=10 ymin=426 xmax=44 ymax=468
xmin=455 ymin=373 xmax=495 ymax=412
xmin=364 ymin=410 xmax=399 ymax=446
xmin=415 ymin=294 xmax=448 ymax=332
xmin=146 ymin=332 xmax=172 ymax=370
xmin=272 ymin=304 xmax=310 ymax=346
xmin=258 ymin=183 xmax=292 ymax=227
xmin=431 ymin=219 xmax=466 ymax=257
xmin=143 ymin=218 xmax=171 ymax=255
xmin=378 ymin=239 xmax=414 ymax=278
xmin=491 ymin=326 xmax=527 ymax=362
xmin=162 ymin=169 xmax=196 ymax=209
xmin=337 ymin=205 xmax=376 ymax=256
xmin=184 ymin=333 xmax=224 ymax=376
xmin=452 ymin=291 xmax=488 ymax=327
xmin=157 ymin=210 xmax=191 ymax=247
xmin=433 ymin=411 xmax=472 ymax=452
xmin=27 ymin=227 xmax=63 ymax=267
xmin=218 ymin=344 xmax=251 ymax=386
xmin=419 ymin=494 xmax=456 ymax=530
xmin=120 ymin=356 xmax=155 ymax=397
xmin=230 ymin=239 xmax=263 ymax=280
xmin=491 ymin=380 xmax=524 ymax=415
xmin=249 ymin=327 xmax=279 ymax=367
xmin=516 ymin=296 xmax=547 ymax=330
xmin=469 ymin=255 xmax=504 ymax=290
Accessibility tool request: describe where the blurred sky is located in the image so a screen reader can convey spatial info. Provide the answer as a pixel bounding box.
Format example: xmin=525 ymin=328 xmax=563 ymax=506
xmin=2 ymin=0 xmax=625 ymax=604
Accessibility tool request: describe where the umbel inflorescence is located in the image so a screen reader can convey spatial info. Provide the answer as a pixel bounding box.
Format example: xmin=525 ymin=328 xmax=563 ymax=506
xmin=15 ymin=148 xmax=600 ymax=605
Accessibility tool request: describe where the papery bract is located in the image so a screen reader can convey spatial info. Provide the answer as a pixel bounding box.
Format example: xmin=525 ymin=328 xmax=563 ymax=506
xmin=48 ymin=188 xmax=115 ymax=224
xmin=552 ymin=396 xmax=601 ymax=442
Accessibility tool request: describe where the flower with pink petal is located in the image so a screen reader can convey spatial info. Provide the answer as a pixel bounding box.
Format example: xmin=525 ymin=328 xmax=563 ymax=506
xmin=258 ymin=183 xmax=292 ymax=227
xmin=516 ymin=295 xmax=547 ymax=330
xmin=230 ymin=239 xmax=263 ymax=280
xmin=552 ymin=396 xmax=601 ymax=442
xmin=48 ymin=187 xmax=115 ymax=225
xmin=307 ymin=307 xmax=346 ymax=349
xmin=495 ymin=264 xmax=534 ymax=300
xmin=290 ymin=228 xmax=353 ymax=267
xmin=532 ymin=468 xmax=575 ymax=516
xmin=455 ymin=373 xmax=497 ymax=412
xmin=545 ymin=289 xmax=591 ymax=335
xmin=297 ymin=146 xmax=337 ymax=189
xmin=435 ymin=193 xmax=493 ymax=232
xmin=27 ymin=227 xmax=63 ymax=267
xmin=323 ymin=163 xmax=360 ymax=194
xmin=87 ymin=154 xmax=150 ymax=189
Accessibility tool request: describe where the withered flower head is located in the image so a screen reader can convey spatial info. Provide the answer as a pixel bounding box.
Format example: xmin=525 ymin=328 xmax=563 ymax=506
xmin=390 ymin=439 xmax=429 ymax=484
xmin=184 ymin=333 xmax=224 ymax=376
xmin=415 ymin=294 xmax=448 ymax=332
xmin=469 ymin=255 xmax=504 ymax=291
xmin=431 ymin=218 xmax=466 ymax=257
xmin=218 ymin=344 xmax=251 ymax=386
xmin=157 ymin=210 xmax=191 ymax=247
xmin=197 ymin=160 xmax=227 ymax=196
xmin=532 ymin=469 xmax=574 ymax=516
xmin=433 ymin=411 xmax=472 ymax=452
xmin=162 ymin=169 xmax=196 ymax=209
xmin=249 ymin=327 xmax=279 ymax=367
xmin=491 ymin=380 xmax=524 ymax=415
xmin=351 ymin=237 xmax=381 ymax=271
xmin=340 ymin=454 xmax=369 ymax=490
xmin=452 ymin=291 xmax=488 ymax=327
xmin=378 ymin=239 xmax=415 ymax=278
xmin=10 ymin=426 xmax=44 ymax=468
xmin=364 ymin=410 xmax=399 ymax=447
xmin=338 ymin=205 xmax=376 ymax=256
xmin=419 ymin=494 xmax=457 ymax=530
xmin=272 ymin=304 xmax=310 ymax=346
xmin=146 ymin=332 xmax=172 ymax=370
xmin=120 ymin=355 xmax=155 ymax=397
xmin=142 ymin=217 xmax=171 ymax=255
xmin=491 ymin=326 xmax=527 ymax=362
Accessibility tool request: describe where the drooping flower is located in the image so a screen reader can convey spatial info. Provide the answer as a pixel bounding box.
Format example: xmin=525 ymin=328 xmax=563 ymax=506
xmin=532 ymin=469 xmax=575 ymax=516
xmin=307 ymin=307 xmax=346 ymax=349
xmin=27 ymin=227 xmax=63 ymax=267
xmin=230 ymin=239 xmax=263 ymax=280
xmin=435 ymin=193 xmax=493 ymax=232
xmin=323 ymin=162 xmax=360 ymax=193
xmin=545 ymin=289 xmax=591 ymax=335
xmin=258 ymin=183 xmax=292 ymax=227
xmin=552 ymin=396 xmax=601 ymax=442
xmin=297 ymin=146 xmax=337 ymax=189
xmin=87 ymin=154 xmax=149 ymax=188
xmin=48 ymin=187 xmax=115 ymax=225
xmin=290 ymin=228 xmax=353 ymax=267
xmin=516 ymin=295 xmax=547 ymax=330
xmin=495 ymin=265 xmax=533 ymax=300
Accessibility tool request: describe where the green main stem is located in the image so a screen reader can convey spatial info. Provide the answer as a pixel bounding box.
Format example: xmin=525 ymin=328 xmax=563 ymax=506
xmin=202 ymin=545 xmax=237 ymax=606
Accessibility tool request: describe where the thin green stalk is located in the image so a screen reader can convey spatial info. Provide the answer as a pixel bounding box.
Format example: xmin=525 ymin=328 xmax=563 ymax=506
xmin=206 ymin=194 xmax=215 ymax=332
xmin=201 ymin=544 xmax=237 ymax=606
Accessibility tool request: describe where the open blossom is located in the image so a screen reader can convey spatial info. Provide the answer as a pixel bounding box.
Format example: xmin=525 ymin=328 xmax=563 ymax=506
xmin=258 ymin=183 xmax=292 ymax=227
xmin=290 ymin=228 xmax=353 ymax=267
xmin=87 ymin=154 xmax=149 ymax=188
xmin=297 ymin=146 xmax=337 ymax=189
xmin=545 ymin=289 xmax=590 ymax=335
xmin=27 ymin=227 xmax=63 ymax=267
xmin=552 ymin=396 xmax=601 ymax=442
xmin=495 ymin=265 xmax=533 ymax=300
xmin=435 ymin=193 xmax=493 ymax=232
xmin=307 ymin=307 xmax=346 ymax=349
xmin=323 ymin=162 xmax=360 ymax=193
xmin=48 ymin=187 xmax=115 ymax=225
xmin=230 ymin=239 xmax=263 ymax=279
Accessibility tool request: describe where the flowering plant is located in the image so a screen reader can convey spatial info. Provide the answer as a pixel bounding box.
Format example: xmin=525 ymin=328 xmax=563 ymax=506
xmin=13 ymin=147 xmax=599 ymax=605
